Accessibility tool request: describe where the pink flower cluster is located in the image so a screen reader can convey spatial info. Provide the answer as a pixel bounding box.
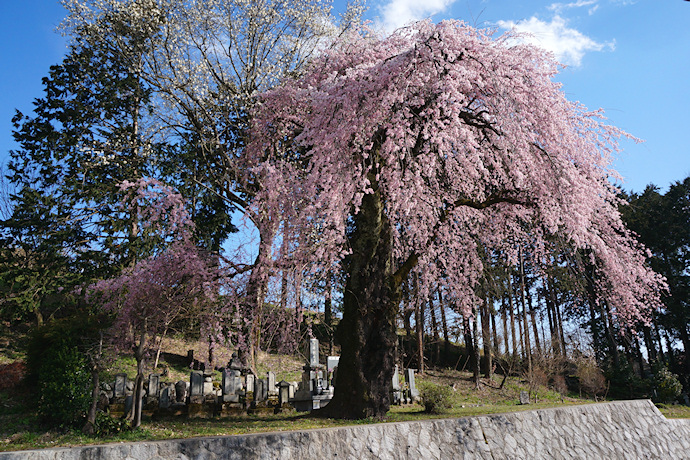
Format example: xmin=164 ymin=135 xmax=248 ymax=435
xmin=246 ymin=20 xmax=665 ymax=328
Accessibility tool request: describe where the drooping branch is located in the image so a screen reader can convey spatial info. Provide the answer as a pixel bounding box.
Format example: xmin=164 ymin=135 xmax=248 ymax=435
xmin=393 ymin=192 xmax=530 ymax=287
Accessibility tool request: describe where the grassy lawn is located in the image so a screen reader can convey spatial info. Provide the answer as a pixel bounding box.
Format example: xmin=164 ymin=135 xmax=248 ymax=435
xmin=656 ymin=403 xmax=690 ymax=419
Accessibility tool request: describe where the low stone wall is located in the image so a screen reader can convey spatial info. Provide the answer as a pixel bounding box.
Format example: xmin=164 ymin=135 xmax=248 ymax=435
xmin=2 ymin=400 xmax=689 ymax=459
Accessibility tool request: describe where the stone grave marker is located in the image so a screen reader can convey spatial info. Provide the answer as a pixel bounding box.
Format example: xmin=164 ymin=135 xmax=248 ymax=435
xmin=309 ymin=338 xmax=320 ymax=367
xmin=147 ymin=374 xmax=160 ymax=399
xmin=222 ymin=368 xmax=241 ymax=403
xmin=392 ymin=365 xmax=400 ymax=391
xmin=114 ymin=373 xmax=127 ymax=398
xmin=159 ymin=384 xmax=173 ymax=409
xmin=327 ymin=356 xmax=339 ymax=388
xmin=277 ymin=381 xmax=291 ymax=406
xmin=392 ymin=365 xmax=401 ymax=405
xmin=175 ymin=380 xmax=188 ymax=404
xmin=254 ymin=378 xmax=265 ymax=402
xmin=405 ymin=368 xmax=419 ymax=401
xmin=260 ymin=378 xmax=269 ymax=401
xmin=124 ymin=395 xmax=133 ymax=416
xmin=519 ymin=390 xmax=530 ymax=405
xmin=190 ymin=371 xmax=204 ymax=403
xmin=202 ymin=374 xmax=214 ymax=396
xmin=267 ymin=371 xmax=278 ymax=397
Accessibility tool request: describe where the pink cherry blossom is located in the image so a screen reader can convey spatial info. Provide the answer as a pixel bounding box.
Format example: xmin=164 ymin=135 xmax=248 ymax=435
xmin=247 ymin=20 xmax=664 ymax=330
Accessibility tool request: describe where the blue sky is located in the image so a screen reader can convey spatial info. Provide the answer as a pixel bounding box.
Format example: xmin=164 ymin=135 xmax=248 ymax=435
xmin=1 ymin=0 xmax=688 ymax=193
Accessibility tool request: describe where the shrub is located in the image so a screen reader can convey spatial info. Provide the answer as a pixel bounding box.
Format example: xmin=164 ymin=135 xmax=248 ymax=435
xmin=94 ymin=411 xmax=130 ymax=437
xmin=653 ymin=365 xmax=682 ymax=404
xmin=552 ymin=374 xmax=568 ymax=398
xmin=575 ymin=358 xmax=606 ymax=400
xmin=419 ymin=381 xmax=454 ymax=414
xmin=36 ymin=345 xmax=91 ymax=428
xmin=525 ymin=364 xmax=549 ymax=403
xmin=26 ymin=315 xmax=106 ymax=428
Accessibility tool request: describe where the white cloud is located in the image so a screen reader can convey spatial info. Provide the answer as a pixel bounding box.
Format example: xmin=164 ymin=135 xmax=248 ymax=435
xmin=497 ymin=15 xmax=614 ymax=67
xmin=378 ymin=0 xmax=457 ymax=32
xmin=548 ymin=0 xmax=599 ymax=15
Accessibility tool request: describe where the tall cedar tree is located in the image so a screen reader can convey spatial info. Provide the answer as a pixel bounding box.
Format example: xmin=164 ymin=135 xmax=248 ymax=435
xmin=247 ymin=22 xmax=665 ymax=419
xmin=1 ymin=42 xmax=154 ymax=323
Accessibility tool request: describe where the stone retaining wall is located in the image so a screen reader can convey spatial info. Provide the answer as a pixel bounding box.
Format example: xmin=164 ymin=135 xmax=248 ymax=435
xmin=2 ymin=400 xmax=689 ymax=459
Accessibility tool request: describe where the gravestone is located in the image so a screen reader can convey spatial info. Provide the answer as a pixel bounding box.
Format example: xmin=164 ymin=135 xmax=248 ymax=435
xmin=147 ymin=374 xmax=160 ymax=399
xmin=190 ymin=371 xmax=204 ymax=404
xmin=175 ymin=380 xmax=188 ymax=404
xmin=245 ymin=374 xmax=255 ymax=393
xmin=392 ymin=365 xmax=401 ymax=405
xmin=327 ymin=356 xmax=340 ymax=388
xmin=267 ymin=371 xmax=278 ymax=397
xmin=519 ymin=391 xmax=530 ymax=405
xmin=392 ymin=365 xmax=400 ymax=391
xmin=109 ymin=373 xmax=129 ymax=418
xmin=405 ymin=368 xmax=419 ymax=401
xmin=124 ymin=395 xmax=133 ymax=416
xmin=254 ymin=379 xmax=266 ymax=402
xmin=219 ymin=361 xmax=246 ymax=416
xmin=309 ymin=338 xmax=320 ymax=367
xmin=203 ymin=374 xmax=214 ymax=397
xmin=222 ymin=368 xmax=242 ymax=403
xmin=248 ymin=377 xmax=274 ymax=414
xmin=114 ymin=373 xmax=127 ymax=398
xmin=275 ymin=381 xmax=295 ymax=414
xmin=159 ymin=384 xmax=173 ymax=409
xmin=293 ymin=339 xmax=333 ymax=411
xmin=260 ymin=378 xmax=269 ymax=401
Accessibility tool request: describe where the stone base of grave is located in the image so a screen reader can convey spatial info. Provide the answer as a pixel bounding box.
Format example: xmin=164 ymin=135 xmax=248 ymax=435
xmin=217 ymin=403 xmax=246 ymax=417
xmin=188 ymin=403 xmax=214 ymax=419
xmin=247 ymin=403 xmax=275 ymax=416
xmin=109 ymin=401 xmax=127 ymax=419
xmin=153 ymin=404 xmax=188 ymax=419
xmin=292 ymin=394 xmax=333 ymax=412
xmin=274 ymin=403 xmax=296 ymax=414
xmin=142 ymin=399 xmax=159 ymax=417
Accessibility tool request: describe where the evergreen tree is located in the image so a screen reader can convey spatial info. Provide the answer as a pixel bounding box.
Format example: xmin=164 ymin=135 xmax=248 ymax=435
xmin=1 ymin=38 xmax=156 ymax=323
xmin=622 ymin=179 xmax=690 ymax=386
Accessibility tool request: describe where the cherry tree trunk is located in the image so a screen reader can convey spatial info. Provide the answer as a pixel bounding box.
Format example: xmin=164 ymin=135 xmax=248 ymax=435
xmin=317 ymin=185 xmax=399 ymax=420
xmin=242 ymin=224 xmax=275 ymax=372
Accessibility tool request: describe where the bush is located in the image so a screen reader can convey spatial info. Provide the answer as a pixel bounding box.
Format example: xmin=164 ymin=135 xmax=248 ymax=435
xmin=419 ymin=381 xmax=454 ymax=414
xmin=36 ymin=345 xmax=91 ymax=428
xmin=26 ymin=315 xmax=106 ymax=428
xmin=575 ymin=358 xmax=607 ymax=400
xmin=653 ymin=365 xmax=683 ymax=404
xmin=94 ymin=411 xmax=130 ymax=437
xmin=551 ymin=374 xmax=568 ymax=398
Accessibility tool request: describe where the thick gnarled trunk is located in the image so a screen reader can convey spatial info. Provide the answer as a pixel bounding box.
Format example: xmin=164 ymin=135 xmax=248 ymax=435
xmin=317 ymin=183 xmax=400 ymax=420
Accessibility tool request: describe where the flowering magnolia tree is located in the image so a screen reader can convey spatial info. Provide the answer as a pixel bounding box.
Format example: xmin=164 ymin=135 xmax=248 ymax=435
xmin=62 ymin=0 xmax=365 ymax=370
xmin=247 ymin=21 xmax=666 ymax=419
